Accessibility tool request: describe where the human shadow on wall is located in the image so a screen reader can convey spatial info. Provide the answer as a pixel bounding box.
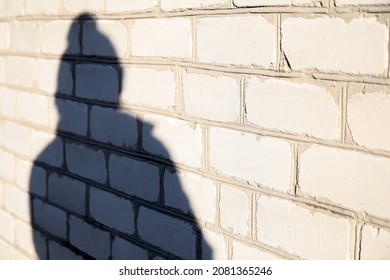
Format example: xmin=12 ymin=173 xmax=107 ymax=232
xmin=29 ymin=13 xmax=212 ymax=260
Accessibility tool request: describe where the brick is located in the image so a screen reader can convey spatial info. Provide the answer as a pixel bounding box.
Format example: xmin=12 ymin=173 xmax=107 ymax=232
xmin=164 ymin=170 xmax=216 ymax=223
xmin=220 ymin=184 xmax=250 ymax=236
xmin=49 ymin=98 xmax=88 ymax=136
xmin=202 ymin=229 xmax=227 ymax=260
xmin=0 ymin=150 xmax=15 ymax=182
xmin=0 ymin=57 xmax=5 ymax=82
xmin=48 ymin=173 xmax=86 ymax=215
xmin=232 ymin=240 xmax=283 ymax=260
xmin=83 ymin=20 xmax=127 ymax=57
xmin=257 ymin=196 xmax=351 ymax=259
xmin=282 ymin=17 xmax=388 ymax=75
xmin=69 ymin=215 xmax=110 ymax=259
xmin=245 ymin=77 xmax=340 ymax=140
xmin=183 ymin=72 xmax=240 ymax=122
xmin=63 ymin=0 xmax=103 ymax=13
xmin=0 ymin=209 xmax=15 ymax=242
xmin=49 ymin=240 xmax=82 ymax=260
xmin=0 ymin=0 xmax=23 ymax=17
xmin=65 ymin=142 xmax=107 ymax=184
xmin=131 ymin=18 xmax=192 ymax=58
xmin=121 ymin=67 xmax=176 ymax=110
xmin=16 ymin=92 xmax=48 ymax=126
xmin=109 ymin=154 xmax=160 ymax=201
xmin=106 ymin=0 xmax=157 ymax=11
xmin=16 ymin=160 xmax=46 ymax=196
xmin=336 ymin=0 xmax=390 ymax=5
xmin=9 ymin=22 xmax=40 ymax=53
xmin=89 ymin=187 xmax=135 ymax=235
xmin=112 ymin=237 xmax=148 ymax=260
xmin=299 ymin=145 xmax=390 ymax=220
xmin=6 ymin=56 xmax=37 ymax=87
xmin=15 ymin=220 xmax=46 ymax=259
xmin=75 ymin=64 xmax=118 ymax=103
xmin=30 ymin=130 xmax=63 ymax=168
xmin=26 ymin=0 xmax=60 ymax=14
xmin=0 ymin=239 xmax=11 ymax=259
xmin=234 ymin=0 xmax=322 ymax=6
xmin=0 ymin=87 xmax=16 ymax=117
xmin=0 ymin=23 xmax=9 ymax=50
xmin=143 ymin=114 xmax=203 ymax=168
xmin=197 ymin=16 xmax=276 ymax=66
xmin=38 ymin=59 xmax=73 ymax=95
xmin=2 ymin=121 xmax=30 ymax=156
xmin=90 ymin=106 xmax=137 ymax=147
xmin=161 ymin=0 xmax=228 ymax=10
xmin=33 ymin=199 xmax=67 ymax=239
xmin=138 ymin=206 xmax=196 ymax=259
xmin=41 ymin=20 xmax=79 ymax=55
xmin=348 ymin=91 xmax=390 ymax=151
xmin=209 ymin=128 xmax=291 ymax=192
xmin=361 ymin=225 xmax=390 ymax=260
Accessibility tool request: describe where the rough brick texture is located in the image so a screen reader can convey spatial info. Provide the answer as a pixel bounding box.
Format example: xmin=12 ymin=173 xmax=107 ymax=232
xmin=1 ymin=1 xmax=390 ymax=260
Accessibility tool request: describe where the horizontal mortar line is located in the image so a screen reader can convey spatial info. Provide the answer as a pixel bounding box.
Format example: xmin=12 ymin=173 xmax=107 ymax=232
xmin=1 ymin=6 xmax=390 ymax=22
xmin=204 ymin=224 xmax=301 ymax=260
xmin=2 ymin=51 xmax=390 ymax=86
xmin=0 ymin=7 xmax=333 ymax=22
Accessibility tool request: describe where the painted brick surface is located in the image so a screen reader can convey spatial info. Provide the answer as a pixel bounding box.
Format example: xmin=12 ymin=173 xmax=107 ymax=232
xmin=245 ymin=78 xmax=340 ymax=140
xmin=1 ymin=0 xmax=390 ymax=261
xmin=299 ymin=145 xmax=390 ymax=220
xmin=197 ymin=16 xmax=276 ymax=66
xmin=131 ymin=18 xmax=192 ymax=58
xmin=282 ymin=17 xmax=388 ymax=75
xmin=183 ymin=72 xmax=240 ymax=122
xmin=209 ymin=128 xmax=291 ymax=192
xmin=121 ymin=67 xmax=176 ymax=110
xmin=257 ymin=196 xmax=351 ymax=259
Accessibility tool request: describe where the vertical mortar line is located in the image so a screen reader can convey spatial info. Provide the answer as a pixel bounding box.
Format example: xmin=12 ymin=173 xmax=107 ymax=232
xmin=192 ymin=16 xmax=197 ymax=64
xmin=250 ymin=191 xmax=256 ymax=241
xmin=227 ymin=237 xmax=232 ymax=260
xmin=215 ymin=182 xmax=221 ymax=229
xmin=176 ymin=66 xmax=184 ymax=115
xmin=355 ymin=221 xmax=364 ymax=260
xmin=203 ymin=126 xmax=210 ymax=173
xmin=289 ymin=142 xmax=298 ymax=195
xmin=276 ymin=14 xmax=281 ymax=72
xmin=387 ymin=19 xmax=390 ymax=78
xmin=341 ymin=85 xmax=347 ymax=144
xmin=239 ymin=75 xmax=245 ymax=126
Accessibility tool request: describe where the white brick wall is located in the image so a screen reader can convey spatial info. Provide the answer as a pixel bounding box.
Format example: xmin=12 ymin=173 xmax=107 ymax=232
xmin=83 ymin=20 xmax=127 ymax=57
xmin=209 ymin=128 xmax=291 ymax=192
xmin=106 ymin=0 xmax=157 ymax=12
xmin=257 ymin=196 xmax=351 ymax=259
xmin=121 ymin=67 xmax=176 ymax=110
xmin=220 ymin=184 xmax=250 ymax=236
xmin=109 ymin=154 xmax=160 ymax=201
xmin=143 ymin=114 xmax=203 ymax=168
xmin=131 ymin=18 xmax=192 ymax=59
xmin=245 ymin=78 xmax=340 ymax=140
xmin=1 ymin=0 xmax=390 ymax=261
xmin=161 ymin=0 xmax=228 ymax=10
xmin=348 ymin=90 xmax=390 ymax=151
xmin=360 ymin=225 xmax=390 ymax=259
xmin=197 ymin=16 xmax=276 ymax=66
xmin=299 ymin=145 xmax=390 ymax=220
xmin=282 ymin=17 xmax=389 ymax=75
xmin=183 ymin=72 xmax=240 ymax=122
xmin=164 ymin=170 xmax=216 ymax=223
